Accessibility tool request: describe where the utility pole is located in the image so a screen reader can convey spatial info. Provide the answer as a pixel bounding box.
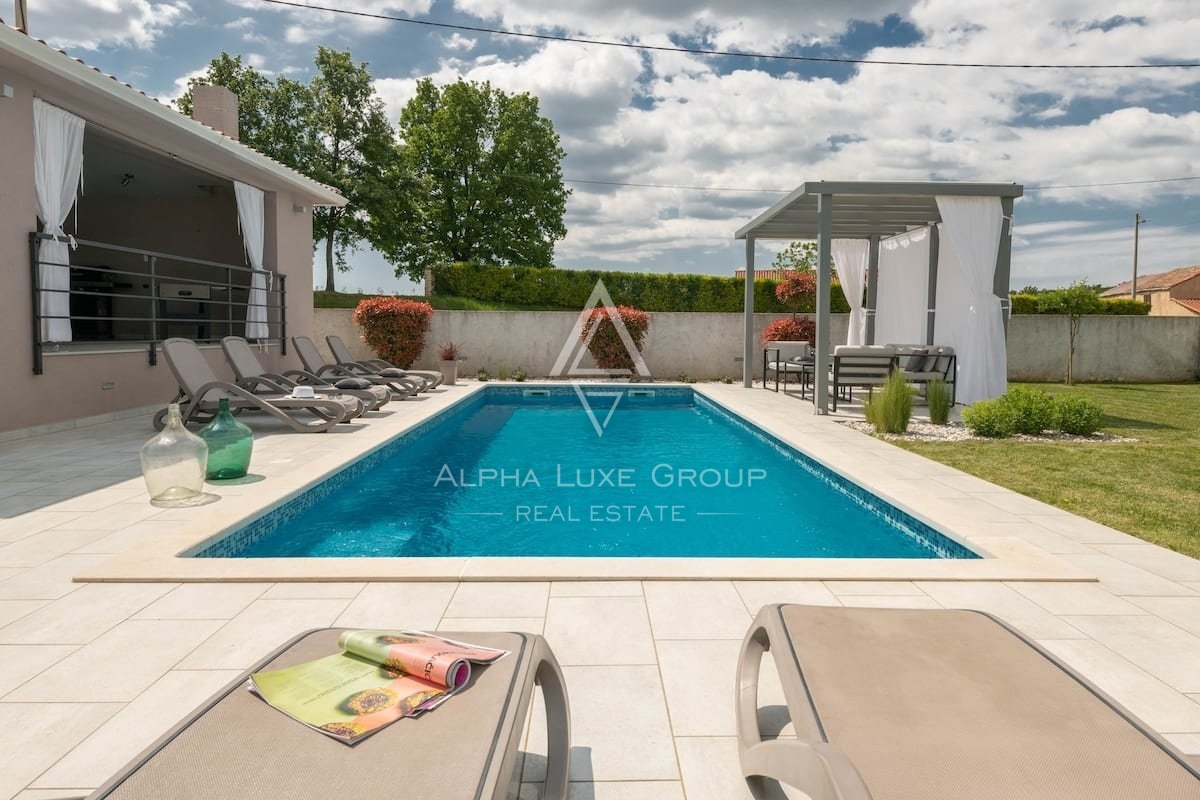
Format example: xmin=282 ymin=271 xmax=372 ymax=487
xmin=1131 ymin=212 xmax=1147 ymax=300
xmin=14 ymin=1 xmax=27 ymax=34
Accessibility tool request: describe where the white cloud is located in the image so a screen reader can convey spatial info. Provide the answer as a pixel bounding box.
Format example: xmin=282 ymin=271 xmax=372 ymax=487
xmin=443 ymin=33 xmax=476 ymax=51
xmin=29 ymin=0 xmax=191 ymax=50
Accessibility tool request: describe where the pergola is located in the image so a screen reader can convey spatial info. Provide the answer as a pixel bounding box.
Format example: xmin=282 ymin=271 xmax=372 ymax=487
xmin=735 ymin=180 xmax=1024 ymax=412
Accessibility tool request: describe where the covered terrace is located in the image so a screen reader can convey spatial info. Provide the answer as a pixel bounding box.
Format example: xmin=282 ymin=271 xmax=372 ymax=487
xmin=736 ymin=180 xmax=1024 ymax=412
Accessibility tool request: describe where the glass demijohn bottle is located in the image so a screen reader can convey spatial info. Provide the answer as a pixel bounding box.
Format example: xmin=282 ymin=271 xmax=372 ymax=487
xmin=197 ymin=397 xmax=254 ymax=480
xmin=140 ymin=403 xmax=208 ymax=506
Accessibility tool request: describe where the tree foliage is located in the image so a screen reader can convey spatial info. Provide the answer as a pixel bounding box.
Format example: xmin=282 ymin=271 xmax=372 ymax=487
xmin=379 ymin=78 xmax=569 ymax=280
xmin=775 ymin=270 xmax=817 ymax=313
xmin=771 ymin=241 xmax=817 ymax=272
xmin=1037 ymin=280 xmax=1103 ymax=384
xmin=178 ymin=48 xmax=394 ymax=292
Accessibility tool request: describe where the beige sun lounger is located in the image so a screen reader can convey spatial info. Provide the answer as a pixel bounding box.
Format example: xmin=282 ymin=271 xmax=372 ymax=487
xmin=221 ymin=336 xmax=391 ymax=412
xmin=159 ymin=337 xmax=361 ymax=433
xmin=737 ymin=604 xmax=1200 ymax=800
xmin=326 ymin=334 xmax=444 ymax=390
xmin=293 ymin=335 xmax=420 ymax=398
xmin=79 ymin=629 xmax=570 ymax=800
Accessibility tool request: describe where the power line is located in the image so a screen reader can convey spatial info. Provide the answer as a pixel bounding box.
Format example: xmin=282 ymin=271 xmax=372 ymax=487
xmin=1025 ymin=176 xmax=1200 ymax=192
xmin=566 ymin=178 xmax=788 ymax=193
xmin=255 ymin=0 xmax=1200 ymax=70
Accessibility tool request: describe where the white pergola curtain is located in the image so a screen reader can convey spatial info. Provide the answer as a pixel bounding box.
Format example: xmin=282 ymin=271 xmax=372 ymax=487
xmin=234 ymin=181 xmax=268 ymax=340
xmin=831 ymin=239 xmax=869 ymax=346
xmin=935 ymin=196 xmax=1006 ymax=404
xmin=874 ymin=228 xmax=929 ymax=345
xmin=33 ymin=99 xmax=85 ymax=343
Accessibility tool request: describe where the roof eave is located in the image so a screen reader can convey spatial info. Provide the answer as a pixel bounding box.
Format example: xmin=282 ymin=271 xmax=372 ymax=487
xmin=0 ymin=25 xmax=348 ymax=207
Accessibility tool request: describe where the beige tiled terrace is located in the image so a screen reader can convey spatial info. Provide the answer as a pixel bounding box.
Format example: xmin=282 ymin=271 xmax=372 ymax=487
xmin=1 ymin=382 xmax=1198 ymax=798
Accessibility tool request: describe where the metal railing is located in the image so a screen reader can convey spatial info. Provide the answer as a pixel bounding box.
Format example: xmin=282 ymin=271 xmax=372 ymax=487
xmin=30 ymin=233 xmax=287 ymax=375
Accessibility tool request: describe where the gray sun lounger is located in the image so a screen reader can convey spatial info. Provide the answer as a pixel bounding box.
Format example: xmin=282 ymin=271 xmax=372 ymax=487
xmin=737 ymin=604 xmax=1200 ymax=800
xmin=79 ymin=629 xmax=570 ymax=800
xmin=327 ymin=334 xmax=444 ymax=390
xmin=221 ymin=336 xmax=391 ymax=412
xmin=158 ymin=338 xmax=361 ymax=433
xmin=292 ymin=335 xmax=420 ymax=398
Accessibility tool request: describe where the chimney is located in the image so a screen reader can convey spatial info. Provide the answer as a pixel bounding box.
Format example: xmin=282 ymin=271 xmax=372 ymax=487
xmin=190 ymin=84 xmax=239 ymax=141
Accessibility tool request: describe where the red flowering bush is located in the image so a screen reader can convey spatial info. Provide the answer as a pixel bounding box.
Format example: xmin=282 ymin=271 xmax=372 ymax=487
xmin=581 ymin=306 xmax=650 ymax=371
xmin=352 ymin=297 xmax=433 ymax=368
xmin=761 ymin=316 xmax=815 ymax=344
xmin=775 ymin=270 xmax=817 ymax=313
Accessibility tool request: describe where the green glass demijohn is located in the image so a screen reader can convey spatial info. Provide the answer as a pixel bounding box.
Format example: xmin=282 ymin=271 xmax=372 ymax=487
xmin=140 ymin=403 xmax=208 ymax=506
xmin=197 ymin=397 xmax=254 ymax=480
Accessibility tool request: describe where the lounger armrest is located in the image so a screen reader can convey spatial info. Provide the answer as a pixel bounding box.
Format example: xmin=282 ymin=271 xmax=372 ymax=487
xmin=282 ymin=368 xmax=326 ymax=385
xmin=740 ymin=739 xmax=873 ymax=800
xmin=531 ymin=637 xmax=571 ymax=799
xmin=237 ymin=374 xmax=292 ymax=394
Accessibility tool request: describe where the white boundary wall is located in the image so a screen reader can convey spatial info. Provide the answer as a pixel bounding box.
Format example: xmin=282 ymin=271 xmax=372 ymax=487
xmin=316 ymin=309 xmax=1200 ymax=382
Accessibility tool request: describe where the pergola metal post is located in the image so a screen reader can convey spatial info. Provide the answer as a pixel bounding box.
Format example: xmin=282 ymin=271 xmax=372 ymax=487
xmin=865 ymin=235 xmax=880 ymax=344
xmin=742 ymin=235 xmax=756 ymax=388
xmin=814 ymin=194 xmax=833 ymax=414
xmin=925 ymin=225 xmax=940 ymax=346
xmin=995 ymin=197 xmax=1015 ymax=335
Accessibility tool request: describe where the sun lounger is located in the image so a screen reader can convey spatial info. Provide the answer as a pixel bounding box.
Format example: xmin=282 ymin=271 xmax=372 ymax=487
xmin=327 ymin=334 xmax=444 ymax=390
xmin=79 ymin=629 xmax=570 ymax=800
xmin=158 ymin=337 xmax=361 ymax=433
xmin=736 ymin=604 xmax=1200 ymax=800
xmin=221 ymin=336 xmax=391 ymax=412
xmin=292 ymin=336 xmax=421 ymax=398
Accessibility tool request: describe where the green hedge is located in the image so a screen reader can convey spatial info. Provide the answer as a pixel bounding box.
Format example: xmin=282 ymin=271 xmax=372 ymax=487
xmin=1009 ymin=293 xmax=1149 ymax=315
xmin=432 ymin=263 xmax=851 ymax=313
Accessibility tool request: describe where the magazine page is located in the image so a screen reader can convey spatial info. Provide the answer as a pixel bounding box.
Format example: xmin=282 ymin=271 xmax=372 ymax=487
xmin=338 ymin=629 xmax=509 ymax=689
xmin=249 ymin=630 xmax=510 ymax=745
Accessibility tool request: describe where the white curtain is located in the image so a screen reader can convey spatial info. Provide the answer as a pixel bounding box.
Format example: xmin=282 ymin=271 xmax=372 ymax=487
xmin=234 ymin=181 xmax=268 ymax=340
xmin=935 ymin=196 xmax=1006 ymax=404
xmin=874 ymin=228 xmax=929 ymax=345
xmin=33 ymin=99 xmax=85 ymax=343
xmin=831 ymin=239 xmax=869 ymax=345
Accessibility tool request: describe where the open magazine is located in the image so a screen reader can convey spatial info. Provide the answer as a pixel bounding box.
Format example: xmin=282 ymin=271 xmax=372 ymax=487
xmin=249 ymin=629 xmax=509 ymax=744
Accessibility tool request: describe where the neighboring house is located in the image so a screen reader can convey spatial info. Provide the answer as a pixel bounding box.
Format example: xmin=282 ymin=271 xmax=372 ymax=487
xmin=0 ymin=23 xmax=346 ymax=433
xmin=1100 ymin=265 xmax=1200 ymax=317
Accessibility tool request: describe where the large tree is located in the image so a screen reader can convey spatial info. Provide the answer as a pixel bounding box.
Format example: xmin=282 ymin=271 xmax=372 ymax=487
xmin=178 ymin=48 xmax=393 ymax=292
xmin=379 ymin=78 xmax=569 ymax=280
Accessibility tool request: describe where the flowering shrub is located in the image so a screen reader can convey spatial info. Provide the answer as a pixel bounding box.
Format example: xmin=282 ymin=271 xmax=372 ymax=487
xmin=352 ymin=297 xmax=433 ymax=368
xmin=761 ymin=316 xmax=815 ymax=344
xmin=581 ymin=306 xmax=650 ymax=371
xmin=775 ymin=270 xmax=817 ymax=312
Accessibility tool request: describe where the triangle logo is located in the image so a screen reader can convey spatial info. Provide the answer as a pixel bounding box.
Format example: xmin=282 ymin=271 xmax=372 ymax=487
xmin=550 ymin=279 xmax=651 ymax=378
xmin=572 ymin=384 xmax=623 ymax=437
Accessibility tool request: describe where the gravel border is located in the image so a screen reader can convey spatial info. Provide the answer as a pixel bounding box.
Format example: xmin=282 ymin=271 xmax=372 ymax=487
xmin=840 ymin=420 xmax=1136 ymax=443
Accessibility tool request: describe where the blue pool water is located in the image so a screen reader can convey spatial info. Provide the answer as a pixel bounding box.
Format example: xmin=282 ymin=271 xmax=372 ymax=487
xmin=195 ymin=387 xmax=978 ymax=559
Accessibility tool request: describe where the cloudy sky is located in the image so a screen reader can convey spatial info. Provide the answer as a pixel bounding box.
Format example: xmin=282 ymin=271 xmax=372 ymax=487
xmin=17 ymin=0 xmax=1200 ymax=292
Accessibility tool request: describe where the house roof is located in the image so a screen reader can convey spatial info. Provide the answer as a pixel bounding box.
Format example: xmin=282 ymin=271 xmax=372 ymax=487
xmin=1100 ymin=265 xmax=1200 ymax=297
xmin=0 ymin=22 xmax=346 ymax=207
xmin=734 ymin=180 xmax=1023 ymax=240
xmin=1170 ymin=298 xmax=1200 ymax=315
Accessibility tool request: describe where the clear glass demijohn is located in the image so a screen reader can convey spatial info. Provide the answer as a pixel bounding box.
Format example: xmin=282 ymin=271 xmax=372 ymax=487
xmin=140 ymin=403 xmax=209 ymax=507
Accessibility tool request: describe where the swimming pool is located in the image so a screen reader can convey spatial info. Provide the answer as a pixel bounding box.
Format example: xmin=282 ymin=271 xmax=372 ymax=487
xmin=193 ymin=386 xmax=977 ymax=560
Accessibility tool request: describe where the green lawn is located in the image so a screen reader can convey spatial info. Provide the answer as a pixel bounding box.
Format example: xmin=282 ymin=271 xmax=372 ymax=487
xmin=892 ymin=383 xmax=1200 ymax=558
xmin=313 ymin=291 xmax=566 ymax=311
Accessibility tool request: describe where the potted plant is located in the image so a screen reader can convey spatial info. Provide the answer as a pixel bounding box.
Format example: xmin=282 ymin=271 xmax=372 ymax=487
xmin=436 ymin=342 xmax=462 ymax=386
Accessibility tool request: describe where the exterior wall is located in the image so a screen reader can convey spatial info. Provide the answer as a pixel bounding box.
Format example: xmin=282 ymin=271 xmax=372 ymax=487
xmin=0 ymin=67 xmax=321 ymax=432
xmin=317 ymin=309 xmax=847 ymax=379
xmin=1007 ymin=315 xmax=1200 ymax=382
xmin=1148 ymin=290 xmax=1193 ymax=317
xmin=318 ymin=309 xmax=1200 ymax=384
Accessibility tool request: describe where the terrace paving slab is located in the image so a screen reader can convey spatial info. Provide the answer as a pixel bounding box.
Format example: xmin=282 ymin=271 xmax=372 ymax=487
xmin=0 ymin=384 xmax=1198 ymax=797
